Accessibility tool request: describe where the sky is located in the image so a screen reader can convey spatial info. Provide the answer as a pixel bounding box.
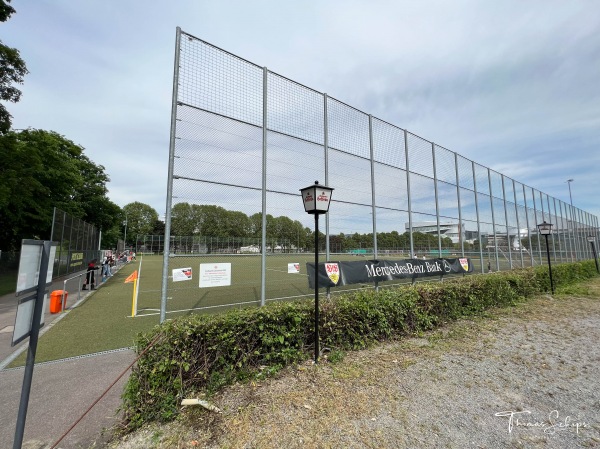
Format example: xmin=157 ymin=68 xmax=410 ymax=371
xmin=4 ymin=0 xmax=600 ymax=224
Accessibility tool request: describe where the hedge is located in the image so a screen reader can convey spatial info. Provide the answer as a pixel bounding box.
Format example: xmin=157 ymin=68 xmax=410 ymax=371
xmin=121 ymin=260 xmax=598 ymax=430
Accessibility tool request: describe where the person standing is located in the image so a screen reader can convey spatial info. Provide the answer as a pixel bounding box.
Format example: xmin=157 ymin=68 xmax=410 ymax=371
xmin=101 ymin=255 xmax=111 ymax=281
xmin=83 ymin=259 xmax=97 ymax=290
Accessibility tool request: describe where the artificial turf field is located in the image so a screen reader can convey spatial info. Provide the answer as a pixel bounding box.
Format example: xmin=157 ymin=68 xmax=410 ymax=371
xmin=134 ymin=252 xmax=494 ymax=317
xmin=8 ymin=251 xmax=537 ymax=365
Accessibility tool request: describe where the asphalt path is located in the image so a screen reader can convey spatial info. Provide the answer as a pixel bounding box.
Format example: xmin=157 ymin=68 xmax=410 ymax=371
xmin=0 ymin=270 xmax=135 ymax=448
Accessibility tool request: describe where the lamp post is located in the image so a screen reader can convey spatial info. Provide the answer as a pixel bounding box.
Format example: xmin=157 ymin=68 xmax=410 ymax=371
xmin=537 ymin=221 xmax=555 ymax=294
xmin=587 ymin=236 xmax=600 ymax=274
xmin=300 ymin=181 xmax=334 ymax=364
xmin=566 ymin=179 xmax=574 ymax=206
xmin=123 ymin=213 xmax=128 ymax=252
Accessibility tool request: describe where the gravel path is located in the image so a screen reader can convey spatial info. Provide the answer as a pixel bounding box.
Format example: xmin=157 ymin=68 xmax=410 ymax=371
xmin=109 ymin=285 xmax=600 ymax=448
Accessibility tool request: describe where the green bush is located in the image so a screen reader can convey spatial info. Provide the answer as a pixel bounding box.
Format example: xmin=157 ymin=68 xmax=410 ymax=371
xmin=121 ymin=260 xmax=598 ymax=431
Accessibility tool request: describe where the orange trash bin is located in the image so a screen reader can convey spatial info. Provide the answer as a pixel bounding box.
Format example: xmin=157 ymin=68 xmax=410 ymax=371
xmin=50 ymin=290 xmax=68 ymax=314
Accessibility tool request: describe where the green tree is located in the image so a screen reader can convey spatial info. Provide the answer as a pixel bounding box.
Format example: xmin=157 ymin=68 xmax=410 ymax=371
xmin=0 ymin=129 xmax=119 ymax=250
xmin=170 ymin=202 xmax=197 ymax=236
xmin=225 ymin=210 xmax=250 ymax=238
xmin=151 ymin=217 xmax=165 ymax=235
xmin=122 ymin=202 xmax=159 ymax=245
xmin=0 ymin=0 xmax=28 ymax=134
xmin=194 ymin=205 xmax=229 ymax=238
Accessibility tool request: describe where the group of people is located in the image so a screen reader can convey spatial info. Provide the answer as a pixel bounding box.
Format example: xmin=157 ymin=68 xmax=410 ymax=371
xmin=82 ymin=253 xmax=116 ymax=290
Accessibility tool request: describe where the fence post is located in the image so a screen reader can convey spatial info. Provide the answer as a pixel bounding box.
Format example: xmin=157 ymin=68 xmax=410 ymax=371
xmin=487 ymin=169 xmax=499 ymax=271
xmin=404 ymin=130 xmax=414 ymax=260
xmin=472 ymin=161 xmax=484 ymax=273
xmin=260 ymin=66 xmax=268 ymax=307
xmin=160 ymin=26 xmax=182 ymax=323
xmin=431 ymin=143 xmax=441 ymax=258
xmin=454 ymin=152 xmax=464 ymax=257
xmin=369 ymin=115 xmax=378 ymax=270
xmin=501 ymin=175 xmax=513 ymax=268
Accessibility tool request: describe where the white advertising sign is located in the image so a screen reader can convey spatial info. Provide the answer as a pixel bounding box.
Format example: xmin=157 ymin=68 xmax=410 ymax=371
xmin=16 ymin=243 xmax=56 ymax=294
xmin=199 ymin=263 xmax=231 ymax=288
xmin=172 ymin=267 xmax=193 ymax=282
xmin=288 ymin=263 xmax=300 ymax=273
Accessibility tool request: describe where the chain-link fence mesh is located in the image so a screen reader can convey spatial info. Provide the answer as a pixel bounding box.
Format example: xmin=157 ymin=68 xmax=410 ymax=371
xmin=150 ymin=28 xmax=599 ymax=319
xmin=50 ymin=208 xmax=100 ymax=278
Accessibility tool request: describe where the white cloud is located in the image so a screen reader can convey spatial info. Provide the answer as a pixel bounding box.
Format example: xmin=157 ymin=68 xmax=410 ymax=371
xmin=4 ymin=0 xmax=599 ymax=223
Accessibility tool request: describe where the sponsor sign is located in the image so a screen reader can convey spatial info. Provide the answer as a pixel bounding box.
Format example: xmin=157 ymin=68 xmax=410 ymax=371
xmin=199 ymin=263 xmax=231 ymax=288
xmin=302 ymin=190 xmax=315 ymax=211
xmin=69 ymin=252 xmax=84 ymax=270
xmin=306 ymin=258 xmax=472 ymax=289
xmin=172 ymin=267 xmax=193 ymax=282
xmin=288 ymin=263 xmax=300 ymax=274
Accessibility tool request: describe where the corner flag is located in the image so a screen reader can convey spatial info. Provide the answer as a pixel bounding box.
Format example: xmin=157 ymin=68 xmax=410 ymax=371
xmin=125 ymin=270 xmax=138 ymax=283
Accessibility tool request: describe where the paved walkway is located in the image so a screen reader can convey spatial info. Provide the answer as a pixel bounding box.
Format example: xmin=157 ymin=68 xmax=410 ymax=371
xmin=0 ymin=270 xmax=135 ymax=448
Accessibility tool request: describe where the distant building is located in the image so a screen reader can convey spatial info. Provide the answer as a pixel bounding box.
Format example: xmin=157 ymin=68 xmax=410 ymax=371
xmin=406 ymin=221 xmax=465 ymax=244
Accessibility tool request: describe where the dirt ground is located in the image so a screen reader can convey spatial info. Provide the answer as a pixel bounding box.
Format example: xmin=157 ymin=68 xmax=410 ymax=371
xmin=107 ymin=279 xmax=600 ymax=449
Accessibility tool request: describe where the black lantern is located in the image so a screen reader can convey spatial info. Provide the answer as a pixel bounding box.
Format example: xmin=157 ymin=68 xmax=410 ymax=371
xmin=300 ymin=181 xmax=334 ymax=363
xmin=300 ymin=181 xmax=334 ymax=214
xmin=537 ymin=221 xmax=554 ymax=294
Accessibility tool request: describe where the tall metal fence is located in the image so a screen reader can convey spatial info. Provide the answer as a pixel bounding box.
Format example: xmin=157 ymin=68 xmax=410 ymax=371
xmin=158 ymin=27 xmax=599 ymax=319
xmin=51 ymin=208 xmax=100 ymax=277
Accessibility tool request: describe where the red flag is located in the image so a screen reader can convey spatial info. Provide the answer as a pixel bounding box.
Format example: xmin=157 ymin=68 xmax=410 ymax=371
xmin=124 ymin=270 xmax=138 ymax=283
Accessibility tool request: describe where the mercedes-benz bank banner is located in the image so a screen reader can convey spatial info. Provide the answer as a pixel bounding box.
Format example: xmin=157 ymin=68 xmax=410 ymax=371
xmin=306 ymin=258 xmax=473 ymax=289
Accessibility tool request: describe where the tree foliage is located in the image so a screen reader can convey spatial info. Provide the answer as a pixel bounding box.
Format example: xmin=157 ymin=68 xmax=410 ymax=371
xmin=122 ymin=202 xmax=159 ymax=244
xmin=0 ymin=0 xmax=28 ymax=134
xmin=168 ymin=202 xmax=309 ymax=248
xmin=0 ymin=129 xmax=120 ymax=250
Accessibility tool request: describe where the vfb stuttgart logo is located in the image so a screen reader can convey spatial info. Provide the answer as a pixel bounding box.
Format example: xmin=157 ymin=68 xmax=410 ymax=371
xmin=325 ymin=263 xmax=340 ymax=285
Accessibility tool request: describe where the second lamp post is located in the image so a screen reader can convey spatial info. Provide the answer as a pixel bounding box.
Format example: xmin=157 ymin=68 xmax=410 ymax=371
xmin=537 ymin=221 xmax=555 ymax=294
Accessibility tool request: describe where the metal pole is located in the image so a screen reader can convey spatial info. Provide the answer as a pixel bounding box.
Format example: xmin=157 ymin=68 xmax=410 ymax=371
xmin=487 ymin=169 xmax=499 ymax=271
xmin=567 ymin=179 xmax=574 ymax=207
xmin=472 ymin=161 xmax=484 ymax=273
xmin=566 ymin=202 xmax=575 ymax=262
xmin=13 ymin=241 xmax=52 ymax=449
xmin=532 ymin=189 xmax=542 ymax=264
xmin=404 ymin=130 xmax=414 ymax=259
xmin=431 ymin=143 xmax=442 ymax=258
xmin=260 ymin=66 xmax=268 ymax=307
xmin=454 ymin=152 xmax=464 ymax=257
xmin=369 ymin=116 xmax=378 ymax=267
xmin=314 ymin=213 xmax=320 ymax=363
xmin=123 ymin=214 xmax=128 ymax=252
xmin=586 ymin=213 xmax=593 ymax=260
xmin=501 ymin=175 xmax=513 ymax=268
xmin=323 ymin=94 xmax=331 ymax=300
xmin=561 ymin=201 xmax=572 ymax=262
xmin=573 ymin=207 xmax=581 ymax=260
xmin=160 ymin=26 xmax=182 ymax=323
xmin=324 ymin=94 xmax=330 ymax=262
xmin=545 ymin=234 xmax=555 ymax=294
xmin=554 ymin=198 xmax=564 ymax=263
xmin=512 ymin=180 xmax=524 ymax=267
xmin=523 ymin=186 xmax=534 ymax=267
